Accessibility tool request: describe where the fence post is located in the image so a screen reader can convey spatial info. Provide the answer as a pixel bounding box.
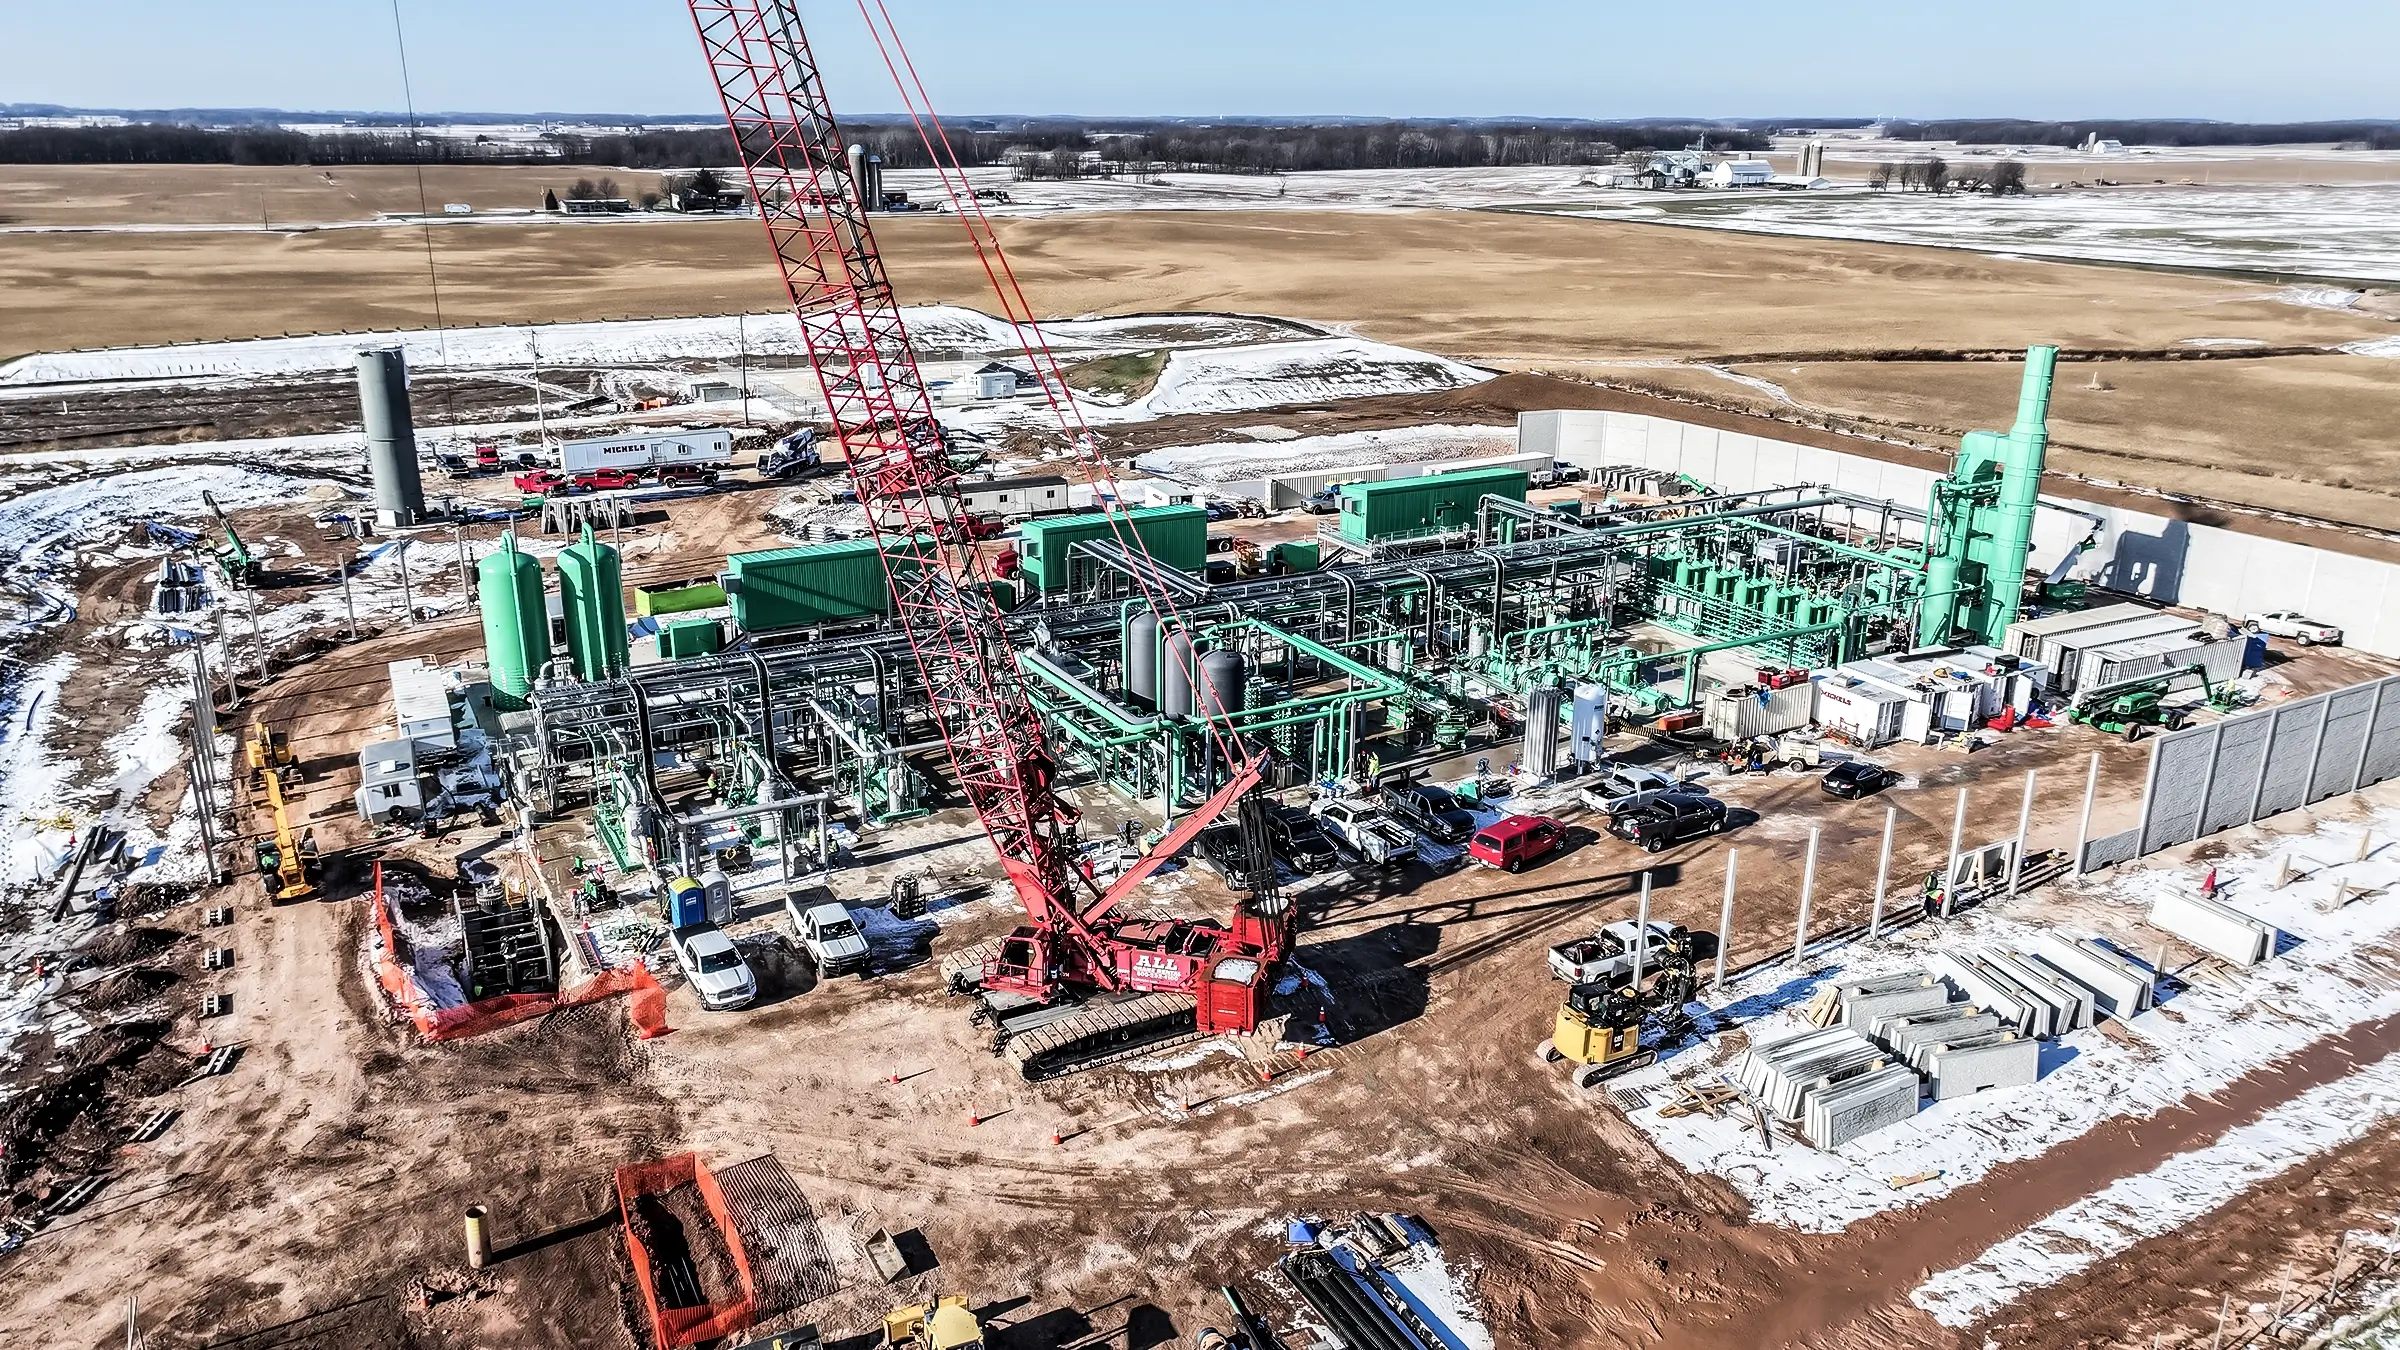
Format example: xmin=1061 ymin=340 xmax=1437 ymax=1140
xmin=2073 ymin=751 xmax=2100 ymax=877
xmin=2007 ymin=769 xmax=2037 ymax=897
xmin=1630 ymin=871 xmax=1652 ymax=990
xmin=1793 ymin=827 xmax=1820 ymax=961
xmin=1870 ymin=806 xmax=1895 ymax=938
xmin=2355 ymin=681 xmax=2389 ymax=794
xmin=1714 ymin=851 xmax=1737 ymax=991
xmin=1941 ymin=787 xmax=1968 ymax=919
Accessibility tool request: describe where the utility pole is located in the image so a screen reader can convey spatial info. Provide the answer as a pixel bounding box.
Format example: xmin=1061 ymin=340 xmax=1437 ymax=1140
xmin=453 ymin=524 xmax=474 ymax=608
xmin=738 ymin=311 xmax=750 ymax=426
xmin=395 ymin=539 xmax=416 ymax=625
xmin=530 ymin=331 xmax=550 ymax=448
xmin=244 ymin=589 xmax=266 ymax=683
xmin=339 ymin=543 xmax=359 ymax=640
xmin=1942 ymin=787 xmax=1969 ymax=919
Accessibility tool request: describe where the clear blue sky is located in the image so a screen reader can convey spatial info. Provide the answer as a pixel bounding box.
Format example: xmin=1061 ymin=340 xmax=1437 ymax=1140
xmin=2 ymin=0 xmax=2391 ymax=122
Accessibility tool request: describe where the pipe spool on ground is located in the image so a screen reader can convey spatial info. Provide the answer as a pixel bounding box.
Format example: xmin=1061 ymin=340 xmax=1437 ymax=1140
xmin=463 ymin=1204 xmax=491 ymax=1269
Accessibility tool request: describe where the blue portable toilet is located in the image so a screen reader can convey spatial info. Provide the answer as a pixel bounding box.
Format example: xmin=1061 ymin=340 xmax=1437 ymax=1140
xmin=666 ymin=876 xmax=708 ymax=928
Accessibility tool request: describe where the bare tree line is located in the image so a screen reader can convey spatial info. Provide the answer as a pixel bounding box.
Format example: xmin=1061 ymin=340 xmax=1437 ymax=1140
xmin=1867 ymin=158 xmax=2027 ymax=195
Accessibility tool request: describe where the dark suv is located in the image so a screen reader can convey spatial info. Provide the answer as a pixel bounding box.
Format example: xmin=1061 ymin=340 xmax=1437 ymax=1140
xmin=1380 ymin=782 xmax=1479 ymax=844
xmin=1609 ymin=792 xmax=1728 ymax=853
xmin=1268 ymin=810 xmax=1344 ymax=874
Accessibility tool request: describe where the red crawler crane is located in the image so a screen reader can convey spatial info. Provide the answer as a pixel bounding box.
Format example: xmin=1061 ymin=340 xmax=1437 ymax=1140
xmin=687 ymin=1 xmax=1290 ymax=1077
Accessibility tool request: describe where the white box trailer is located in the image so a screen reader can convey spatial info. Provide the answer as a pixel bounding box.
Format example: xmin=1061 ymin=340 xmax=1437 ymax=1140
xmin=2045 ymin=613 xmax=2196 ymax=695
xmin=2084 ymin=631 xmax=2253 ymax=692
xmin=558 ymin=430 xmax=734 ymax=476
xmin=2004 ymin=603 xmax=2150 ymax=663
xmin=1814 ymin=677 xmax=1910 ymax=748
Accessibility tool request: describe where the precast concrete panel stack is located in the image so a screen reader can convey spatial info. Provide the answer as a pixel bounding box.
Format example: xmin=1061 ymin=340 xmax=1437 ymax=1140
xmin=1735 ymin=1027 xmax=1906 ymax=1138
xmin=2149 ymin=892 xmax=2276 ymax=966
xmin=1804 ymin=1065 xmax=1923 ymax=1147
xmin=1921 ymin=1033 xmax=2040 ymax=1102
xmin=2025 ymin=932 xmax=2156 ymax=1019
xmin=1833 ymin=972 xmax=1951 ymax=1030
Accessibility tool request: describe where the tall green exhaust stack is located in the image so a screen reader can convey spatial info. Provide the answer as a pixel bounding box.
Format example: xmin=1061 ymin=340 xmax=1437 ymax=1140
xmin=1918 ymin=345 xmax=2057 ymax=647
xmin=476 ymin=529 xmax=549 ymax=710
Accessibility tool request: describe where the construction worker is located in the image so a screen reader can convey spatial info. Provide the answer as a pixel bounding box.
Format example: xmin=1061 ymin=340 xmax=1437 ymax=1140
xmin=1366 ymin=751 xmax=1382 ymax=785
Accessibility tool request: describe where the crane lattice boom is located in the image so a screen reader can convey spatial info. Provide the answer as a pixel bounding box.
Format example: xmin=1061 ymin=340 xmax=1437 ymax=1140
xmin=687 ymin=0 xmax=1076 ymax=915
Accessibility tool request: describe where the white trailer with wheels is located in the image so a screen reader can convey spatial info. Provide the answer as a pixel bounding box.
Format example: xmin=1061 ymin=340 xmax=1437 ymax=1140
xmin=558 ymin=430 xmax=735 ymax=476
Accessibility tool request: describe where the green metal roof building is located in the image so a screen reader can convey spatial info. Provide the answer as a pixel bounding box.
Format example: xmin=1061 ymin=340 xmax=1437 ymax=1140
xmin=1337 ymin=466 xmax=1528 ymax=544
xmin=1016 ymin=504 xmax=1206 ymax=595
xmin=725 ymin=537 xmax=927 ymax=633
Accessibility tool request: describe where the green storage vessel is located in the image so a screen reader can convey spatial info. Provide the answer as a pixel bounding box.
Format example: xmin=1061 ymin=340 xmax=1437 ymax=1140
xmin=724 ymin=536 xmax=929 ymax=633
xmin=556 ymin=523 xmax=628 ymax=682
xmin=634 ymin=581 xmax=727 ymax=617
xmin=475 ymin=530 xmax=549 ymax=710
xmin=1015 ymin=504 xmax=1206 ymax=595
xmin=656 ymin=616 xmax=724 ymax=660
xmin=1337 ymin=466 xmax=1528 ymax=545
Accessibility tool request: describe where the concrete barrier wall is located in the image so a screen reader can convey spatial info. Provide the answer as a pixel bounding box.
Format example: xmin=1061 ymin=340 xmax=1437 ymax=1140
xmin=1524 ymin=410 xmax=2400 ymax=656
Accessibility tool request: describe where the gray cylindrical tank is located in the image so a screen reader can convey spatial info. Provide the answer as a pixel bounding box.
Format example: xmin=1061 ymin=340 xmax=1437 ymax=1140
xmin=846 ymin=143 xmax=881 ymax=210
xmin=357 ymin=348 xmax=425 ymax=527
xmin=1197 ymin=649 xmax=1246 ymax=722
xmin=1124 ymin=611 xmax=1160 ymax=709
xmin=1160 ymin=629 xmax=1197 ymax=718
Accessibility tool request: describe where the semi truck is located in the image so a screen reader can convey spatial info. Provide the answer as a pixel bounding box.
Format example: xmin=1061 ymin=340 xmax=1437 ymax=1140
xmin=557 ymin=430 xmax=734 ymax=479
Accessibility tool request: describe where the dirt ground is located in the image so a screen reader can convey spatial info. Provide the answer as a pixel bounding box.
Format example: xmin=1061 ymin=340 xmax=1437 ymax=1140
xmin=6 ymin=173 xmax=2399 ymax=527
xmin=7 ymin=463 xmax=2400 ymax=1347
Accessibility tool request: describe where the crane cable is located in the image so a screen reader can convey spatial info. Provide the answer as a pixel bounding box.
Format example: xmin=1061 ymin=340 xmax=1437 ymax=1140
xmin=849 ymin=0 xmax=1250 ymax=772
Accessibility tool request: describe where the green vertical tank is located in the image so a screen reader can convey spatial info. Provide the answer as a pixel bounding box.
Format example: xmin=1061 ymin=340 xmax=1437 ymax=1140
xmin=557 ymin=522 xmax=628 ymax=681
xmin=476 ymin=529 xmax=550 ymax=710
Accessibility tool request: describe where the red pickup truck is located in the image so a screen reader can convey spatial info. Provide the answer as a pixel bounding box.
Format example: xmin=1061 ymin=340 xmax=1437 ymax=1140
xmin=513 ymin=470 xmax=570 ymax=496
xmin=574 ymin=468 xmax=639 ymax=492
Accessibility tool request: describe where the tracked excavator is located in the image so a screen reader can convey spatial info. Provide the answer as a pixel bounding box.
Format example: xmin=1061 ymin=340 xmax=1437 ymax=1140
xmin=688 ymin=1 xmax=1290 ymax=1079
xmin=1541 ymin=926 xmax=1700 ymax=1089
xmin=244 ymin=716 xmax=316 ymax=903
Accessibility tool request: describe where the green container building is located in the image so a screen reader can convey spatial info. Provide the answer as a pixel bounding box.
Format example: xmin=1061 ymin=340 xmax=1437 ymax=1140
xmin=475 ymin=530 xmax=549 ymax=710
xmin=724 ymin=537 xmax=928 ymax=633
xmin=656 ymin=616 xmax=725 ymax=660
xmin=634 ymin=581 xmax=727 ymax=617
xmin=556 ymin=523 xmax=629 ymax=682
xmin=1337 ymin=466 xmax=1528 ymax=545
xmin=1270 ymin=540 xmax=1320 ymax=574
xmin=1015 ymin=505 xmax=1206 ymax=595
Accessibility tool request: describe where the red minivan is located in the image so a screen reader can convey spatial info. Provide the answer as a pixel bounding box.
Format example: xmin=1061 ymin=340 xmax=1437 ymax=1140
xmin=1468 ymin=814 xmax=1567 ymax=872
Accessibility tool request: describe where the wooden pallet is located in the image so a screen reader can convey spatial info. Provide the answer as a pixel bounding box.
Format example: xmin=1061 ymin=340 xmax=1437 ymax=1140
xmin=129 ymin=1108 xmax=179 ymax=1144
xmin=200 ymin=993 xmax=231 ymax=1018
xmin=202 ymin=947 xmax=234 ymax=971
xmin=203 ymin=907 xmax=235 ymax=927
xmin=1800 ymin=987 xmax=1842 ymax=1029
xmin=1657 ymin=1079 xmax=1741 ymax=1119
xmin=43 ymin=1174 xmax=108 ymax=1218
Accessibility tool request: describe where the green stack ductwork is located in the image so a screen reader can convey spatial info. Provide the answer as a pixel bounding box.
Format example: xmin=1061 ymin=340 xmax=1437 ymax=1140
xmin=475 ymin=529 xmax=549 ymax=711
xmin=1978 ymin=344 xmax=2055 ymax=644
xmin=557 ymin=522 xmax=628 ymax=681
xmin=1920 ymin=344 xmax=2056 ymax=647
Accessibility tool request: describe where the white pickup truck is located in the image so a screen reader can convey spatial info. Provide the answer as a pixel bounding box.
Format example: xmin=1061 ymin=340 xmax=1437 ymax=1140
xmin=786 ymin=897 xmax=871 ymax=977
xmin=1310 ymin=798 xmax=1418 ymax=867
xmin=1547 ymin=919 xmax=1683 ymax=984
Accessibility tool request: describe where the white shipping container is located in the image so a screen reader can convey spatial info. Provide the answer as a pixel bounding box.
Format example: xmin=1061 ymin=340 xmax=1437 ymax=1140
xmin=558 ymin=430 xmax=734 ymax=475
xmin=1814 ymin=679 xmax=1908 ymax=748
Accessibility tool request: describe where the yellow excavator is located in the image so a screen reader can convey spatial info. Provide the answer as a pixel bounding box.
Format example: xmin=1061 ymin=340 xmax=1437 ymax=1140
xmin=1542 ymin=928 xmax=1699 ymax=1090
xmin=884 ymin=1297 xmax=983 ymax=1350
xmin=245 ymin=717 xmax=317 ymax=903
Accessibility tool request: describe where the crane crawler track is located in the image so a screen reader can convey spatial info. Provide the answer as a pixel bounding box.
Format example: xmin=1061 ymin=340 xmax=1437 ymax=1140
xmin=997 ymin=992 xmax=1201 ymax=1082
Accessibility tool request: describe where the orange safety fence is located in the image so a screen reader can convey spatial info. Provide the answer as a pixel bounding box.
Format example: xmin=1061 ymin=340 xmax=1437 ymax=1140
xmin=370 ymin=862 xmax=671 ymax=1042
xmin=616 ymin=1152 xmax=759 ymax=1349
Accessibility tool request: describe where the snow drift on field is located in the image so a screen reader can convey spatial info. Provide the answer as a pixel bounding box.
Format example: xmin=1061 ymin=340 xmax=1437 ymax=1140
xmin=0 ymin=307 xmax=1312 ymax=388
xmin=1132 ymin=338 xmax=1490 ymax=418
xmin=1134 ymin=424 xmax=1515 ymax=485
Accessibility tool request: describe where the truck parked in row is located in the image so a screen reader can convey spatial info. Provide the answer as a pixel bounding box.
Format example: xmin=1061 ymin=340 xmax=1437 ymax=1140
xmin=1310 ymin=797 xmax=1418 ymax=868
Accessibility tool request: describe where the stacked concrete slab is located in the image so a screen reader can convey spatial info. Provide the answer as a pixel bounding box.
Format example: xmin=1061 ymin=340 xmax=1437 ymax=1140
xmin=2149 ymin=892 xmax=2276 ymax=966
xmin=1834 ymin=971 xmax=1951 ymax=1031
xmin=1804 ymin=1065 xmax=1923 ymax=1147
xmin=1875 ymin=1005 xmax=2003 ymax=1067
xmin=2026 ymin=932 xmax=2156 ymax=1019
xmin=1923 ymin=1033 xmax=2040 ymax=1101
xmin=1982 ymin=949 xmax=2096 ymax=1033
xmin=1735 ymin=1027 xmax=1909 ymax=1137
xmin=1928 ymin=951 xmax=2052 ymax=1037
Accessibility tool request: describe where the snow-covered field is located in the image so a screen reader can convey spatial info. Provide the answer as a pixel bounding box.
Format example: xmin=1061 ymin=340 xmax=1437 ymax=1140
xmin=1538 ymin=183 xmax=2400 ymax=283
xmin=0 ymin=306 xmax=1313 ymax=388
xmin=1612 ymin=789 xmax=2400 ymax=1251
xmin=1134 ymin=424 xmax=1517 ymax=486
